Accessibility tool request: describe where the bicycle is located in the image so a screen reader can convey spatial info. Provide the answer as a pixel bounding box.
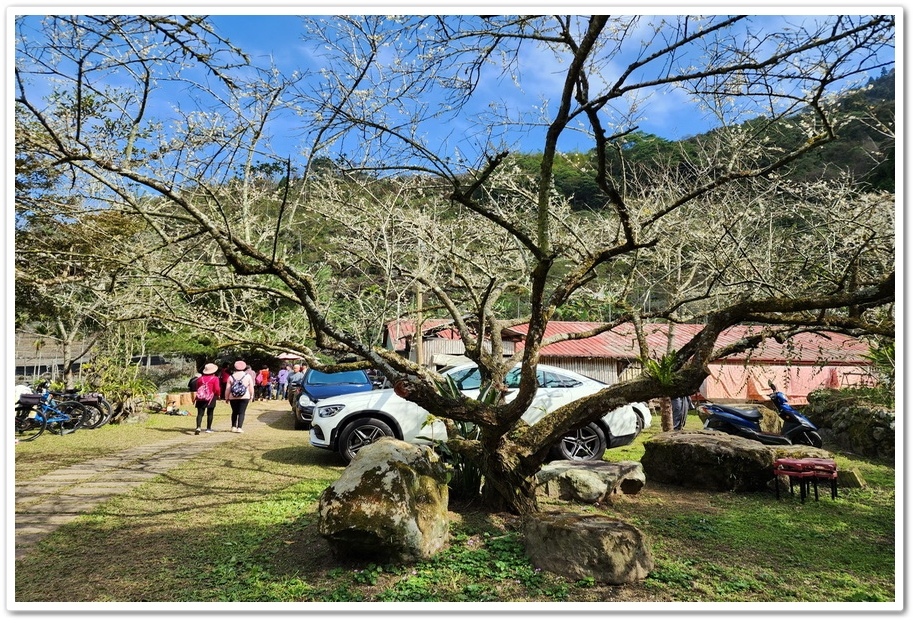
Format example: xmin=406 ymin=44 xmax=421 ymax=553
xmin=50 ymin=388 xmax=114 ymax=429
xmin=36 ymin=381 xmax=106 ymax=431
xmin=15 ymin=386 xmax=92 ymax=441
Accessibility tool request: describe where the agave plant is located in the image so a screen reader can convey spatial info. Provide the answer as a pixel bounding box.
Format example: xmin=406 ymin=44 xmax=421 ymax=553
xmin=423 ymin=375 xmax=508 ymax=499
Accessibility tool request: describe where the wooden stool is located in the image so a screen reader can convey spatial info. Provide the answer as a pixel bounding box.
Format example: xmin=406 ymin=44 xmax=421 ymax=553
xmin=774 ymin=458 xmax=815 ymax=500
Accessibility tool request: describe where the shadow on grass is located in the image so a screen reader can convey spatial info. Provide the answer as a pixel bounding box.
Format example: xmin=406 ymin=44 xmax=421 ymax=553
xmin=262 ymin=444 xmax=347 ymax=468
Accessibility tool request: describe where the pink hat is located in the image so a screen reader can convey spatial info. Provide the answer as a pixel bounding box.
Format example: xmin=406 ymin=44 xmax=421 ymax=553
xmin=234 ymin=360 xmax=247 ymax=371
xmin=202 ymin=363 xmax=218 ymax=375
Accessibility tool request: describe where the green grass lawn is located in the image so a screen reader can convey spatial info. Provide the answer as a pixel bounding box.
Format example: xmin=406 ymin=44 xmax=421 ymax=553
xmin=13 ymin=405 xmax=897 ymax=606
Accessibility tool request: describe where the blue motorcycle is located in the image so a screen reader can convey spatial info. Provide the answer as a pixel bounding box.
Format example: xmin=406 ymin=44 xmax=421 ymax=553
xmin=697 ymin=381 xmax=822 ymax=447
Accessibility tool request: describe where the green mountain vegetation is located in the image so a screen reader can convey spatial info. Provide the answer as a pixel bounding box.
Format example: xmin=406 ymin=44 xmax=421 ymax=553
xmin=511 ymin=69 xmax=895 ymax=212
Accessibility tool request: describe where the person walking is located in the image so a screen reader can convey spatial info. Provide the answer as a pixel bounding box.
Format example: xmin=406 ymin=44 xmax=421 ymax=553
xmin=193 ymin=363 xmax=222 ymax=434
xmin=277 ymin=365 xmax=290 ymax=401
xmin=225 ymin=360 xmax=255 ymax=433
xmin=256 ymin=365 xmax=271 ymax=401
xmin=269 ymin=371 xmax=279 ymax=400
xmin=219 ymin=364 xmax=231 ymax=397
xmin=287 ymin=364 xmax=305 ymax=411
xmin=188 ymin=372 xmax=202 ymax=394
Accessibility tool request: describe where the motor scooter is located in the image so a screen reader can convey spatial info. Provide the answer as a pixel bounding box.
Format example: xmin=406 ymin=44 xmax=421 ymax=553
xmin=697 ymin=381 xmax=822 ymax=447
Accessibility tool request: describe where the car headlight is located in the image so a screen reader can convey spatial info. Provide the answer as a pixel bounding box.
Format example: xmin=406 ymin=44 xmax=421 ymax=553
xmin=298 ymin=394 xmax=315 ymax=408
xmin=315 ymin=404 xmax=346 ymax=419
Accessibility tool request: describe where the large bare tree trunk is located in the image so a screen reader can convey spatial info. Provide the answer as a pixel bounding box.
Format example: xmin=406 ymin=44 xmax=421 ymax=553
xmin=477 ymin=440 xmax=540 ymax=515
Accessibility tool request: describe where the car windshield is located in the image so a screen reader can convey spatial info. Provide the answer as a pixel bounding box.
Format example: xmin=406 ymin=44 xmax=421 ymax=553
xmin=505 ymin=368 xmax=579 ymax=388
xmin=539 ymin=370 xmax=581 ymax=388
xmin=448 ymin=367 xmax=481 ymax=391
xmin=306 ymin=370 xmax=368 ymax=385
xmin=449 ymin=366 xmax=582 ymax=390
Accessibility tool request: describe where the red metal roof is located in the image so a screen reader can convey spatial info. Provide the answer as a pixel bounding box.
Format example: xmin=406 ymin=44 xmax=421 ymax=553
xmin=512 ymin=322 xmax=871 ymax=365
xmin=385 ymin=319 xmax=871 ymax=365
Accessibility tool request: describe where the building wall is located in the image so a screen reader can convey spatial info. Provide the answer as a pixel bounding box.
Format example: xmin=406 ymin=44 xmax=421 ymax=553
xmin=13 ymin=331 xmax=92 ymax=382
xmin=570 ymin=359 xmax=871 ymax=403
xmin=539 ymin=356 xmax=620 ymax=385
xmin=402 ymin=337 xmax=517 ymax=367
xmin=702 ymin=363 xmax=875 ymax=404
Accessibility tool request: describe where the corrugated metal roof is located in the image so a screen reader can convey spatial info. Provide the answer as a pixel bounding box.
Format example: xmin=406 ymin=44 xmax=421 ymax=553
xmin=384 ymin=319 xmax=871 ymax=365
xmin=512 ymin=322 xmax=871 ymax=365
xmin=385 ymin=319 xmax=463 ymax=351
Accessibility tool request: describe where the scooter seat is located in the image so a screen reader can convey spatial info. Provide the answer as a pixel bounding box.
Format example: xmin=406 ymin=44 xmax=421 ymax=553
xmin=716 ymin=405 xmax=764 ymax=421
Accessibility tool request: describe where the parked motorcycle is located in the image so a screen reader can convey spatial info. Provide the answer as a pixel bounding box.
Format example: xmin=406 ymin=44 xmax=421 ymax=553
xmin=697 ymin=381 xmax=822 ymax=447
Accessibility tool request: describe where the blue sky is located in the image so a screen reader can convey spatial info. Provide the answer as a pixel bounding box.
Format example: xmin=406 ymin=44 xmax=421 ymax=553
xmin=207 ymin=13 xmax=718 ymax=149
xmin=201 ymin=12 xmax=895 ymax=159
xmin=10 ymin=11 xmax=898 ymax=165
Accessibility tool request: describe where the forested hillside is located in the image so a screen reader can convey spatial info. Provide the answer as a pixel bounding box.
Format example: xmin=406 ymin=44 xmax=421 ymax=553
xmin=531 ymin=69 xmax=895 ymax=212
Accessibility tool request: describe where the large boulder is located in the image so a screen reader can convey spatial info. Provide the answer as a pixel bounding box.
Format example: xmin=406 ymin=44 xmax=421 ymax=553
xmin=317 ymin=438 xmax=450 ymax=562
xmin=522 ymin=511 xmax=654 ymax=584
xmin=641 ymin=429 xmax=833 ymax=492
xmin=536 ymin=460 xmax=645 ymax=504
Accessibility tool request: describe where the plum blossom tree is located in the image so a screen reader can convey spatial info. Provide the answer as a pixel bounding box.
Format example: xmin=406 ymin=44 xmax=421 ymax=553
xmin=15 ymin=14 xmax=895 ymax=513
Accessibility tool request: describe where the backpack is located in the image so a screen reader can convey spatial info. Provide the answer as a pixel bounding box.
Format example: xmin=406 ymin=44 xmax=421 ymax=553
xmin=195 ymin=377 xmax=214 ymax=402
xmin=229 ymin=373 xmax=247 ymax=398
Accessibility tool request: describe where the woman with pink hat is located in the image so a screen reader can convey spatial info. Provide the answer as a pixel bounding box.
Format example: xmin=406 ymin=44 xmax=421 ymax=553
xmin=193 ymin=363 xmax=222 ymax=434
xmin=224 ymin=360 xmax=255 ymax=433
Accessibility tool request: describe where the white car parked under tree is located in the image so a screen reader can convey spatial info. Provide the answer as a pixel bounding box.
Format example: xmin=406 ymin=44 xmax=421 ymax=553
xmin=309 ymin=363 xmax=651 ymax=462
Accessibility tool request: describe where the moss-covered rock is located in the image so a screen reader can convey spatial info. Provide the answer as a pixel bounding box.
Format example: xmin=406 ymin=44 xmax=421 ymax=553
xmin=317 ymin=438 xmax=450 ymax=562
xmin=805 ymin=390 xmax=895 ymax=460
xmin=522 ymin=511 xmax=654 ymax=584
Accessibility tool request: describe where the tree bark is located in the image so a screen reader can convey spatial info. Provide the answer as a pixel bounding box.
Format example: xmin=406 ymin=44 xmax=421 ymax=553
xmin=659 ymin=396 xmax=674 ymax=432
xmin=478 ymin=441 xmax=540 ymax=515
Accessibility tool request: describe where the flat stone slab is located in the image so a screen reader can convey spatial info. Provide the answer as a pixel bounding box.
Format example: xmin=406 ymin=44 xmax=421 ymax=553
xmin=536 ymin=460 xmax=646 ymax=504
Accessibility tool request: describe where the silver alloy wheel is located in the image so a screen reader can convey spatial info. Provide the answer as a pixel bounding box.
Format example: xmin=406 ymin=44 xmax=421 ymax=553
xmin=554 ymin=422 xmax=607 ymax=461
xmin=339 ymin=417 xmax=395 ymax=461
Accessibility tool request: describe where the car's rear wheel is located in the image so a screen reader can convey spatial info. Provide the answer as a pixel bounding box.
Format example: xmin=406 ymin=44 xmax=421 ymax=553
xmin=338 ymin=417 xmax=395 ymax=462
xmin=549 ymin=422 xmax=607 ymax=461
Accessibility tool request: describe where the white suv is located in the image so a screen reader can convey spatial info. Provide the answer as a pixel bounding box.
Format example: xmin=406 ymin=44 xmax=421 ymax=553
xmin=309 ymin=363 xmax=651 ymax=462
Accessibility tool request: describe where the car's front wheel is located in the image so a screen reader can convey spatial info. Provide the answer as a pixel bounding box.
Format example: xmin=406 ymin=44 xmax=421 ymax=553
xmin=549 ymin=422 xmax=607 ymax=461
xmin=338 ymin=417 xmax=395 ymax=462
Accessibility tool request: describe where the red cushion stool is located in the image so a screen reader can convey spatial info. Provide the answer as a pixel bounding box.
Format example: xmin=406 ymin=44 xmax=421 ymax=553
xmin=774 ymin=458 xmax=815 ymax=501
xmin=801 ymin=458 xmax=839 ymax=500
xmin=774 ymin=457 xmax=838 ymax=501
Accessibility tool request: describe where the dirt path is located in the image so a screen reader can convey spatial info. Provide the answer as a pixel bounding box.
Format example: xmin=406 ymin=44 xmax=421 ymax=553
xmin=14 ymin=403 xmax=286 ymax=560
